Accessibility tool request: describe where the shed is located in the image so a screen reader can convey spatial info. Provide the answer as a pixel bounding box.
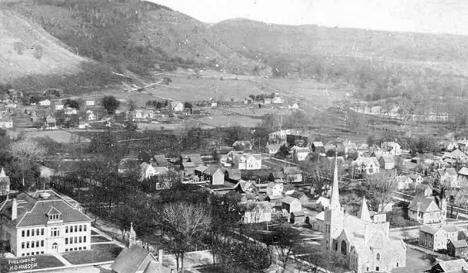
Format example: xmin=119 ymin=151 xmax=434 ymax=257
xmin=282 ymin=196 xmax=302 ymax=213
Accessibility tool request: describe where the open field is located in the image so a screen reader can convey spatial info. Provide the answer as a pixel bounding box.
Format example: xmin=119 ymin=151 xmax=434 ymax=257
xmin=193 ymin=115 xmax=261 ymax=128
xmin=24 ymin=130 xmax=91 ymax=144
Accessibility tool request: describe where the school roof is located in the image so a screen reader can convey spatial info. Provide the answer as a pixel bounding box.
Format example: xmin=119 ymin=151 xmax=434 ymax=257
xmin=0 ymin=190 xmax=91 ymax=228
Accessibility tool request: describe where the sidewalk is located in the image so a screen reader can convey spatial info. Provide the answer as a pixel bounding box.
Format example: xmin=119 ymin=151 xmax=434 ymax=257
xmin=90 ymin=227 xmax=126 ymax=248
xmin=51 ymin=253 xmax=71 ymax=266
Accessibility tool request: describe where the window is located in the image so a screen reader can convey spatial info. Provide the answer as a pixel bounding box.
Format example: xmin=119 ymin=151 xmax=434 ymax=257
xmin=65 ymin=238 xmax=68 ymax=245
xmin=26 ymin=242 xmax=29 ymax=249
xmin=31 ymin=229 xmax=35 ymax=237
xmin=376 ymin=266 xmax=379 ymax=271
xmin=83 ymin=225 xmax=87 ymax=232
xmin=83 ymin=236 xmax=86 ymax=243
xmin=22 ymin=230 xmax=25 ymax=237
xmin=51 ymin=227 xmax=59 ymax=237
xmin=79 ymin=237 xmax=82 ymax=243
xmin=36 ymin=241 xmax=39 ymax=248
xmin=65 ymin=227 xmax=68 ymax=233
xmin=41 ymin=251 xmax=44 ymax=254
xmin=341 ymin=241 xmax=347 ymax=255
xmin=333 ymin=240 xmax=338 ymax=251
xmin=75 ymin=226 xmax=78 ymax=232
xmin=21 ymin=242 xmax=24 ymax=249
xmin=376 ymin=253 xmax=380 ymax=261
xmin=79 ymin=225 xmax=82 ymax=232
xmin=396 ymin=263 xmax=399 ymax=267
xmin=41 ymin=240 xmax=44 ymax=247
xmin=41 ymin=228 xmax=44 ymax=236
xmin=27 ymin=230 xmax=30 ymax=237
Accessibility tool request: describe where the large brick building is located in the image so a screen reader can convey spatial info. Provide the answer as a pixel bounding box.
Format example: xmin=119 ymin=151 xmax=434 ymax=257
xmin=0 ymin=190 xmax=92 ymax=257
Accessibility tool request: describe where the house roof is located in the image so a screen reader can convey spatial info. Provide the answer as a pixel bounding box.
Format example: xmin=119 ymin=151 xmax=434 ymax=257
xmin=225 ymin=169 xmax=241 ymax=180
xmin=459 ymin=167 xmax=468 ymax=176
xmin=194 ymin=165 xmax=208 ymax=173
xmin=312 ymin=142 xmax=324 ymax=147
xmin=315 ymin=211 xmax=325 ymax=221
xmin=380 ymin=156 xmax=395 ymax=164
xmin=111 ymin=245 xmax=155 ymax=273
xmin=235 ymin=180 xmax=256 ymax=193
xmin=291 ymin=146 xmax=311 ymax=153
xmin=0 ymin=190 xmax=91 ymax=227
xmin=267 ymin=144 xmax=281 ymax=150
xmin=153 ymin=155 xmax=169 ymax=166
xmin=282 ymin=196 xmax=300 ymax=204
xmin=203 ymin=166 xmax=223 ymax=176
xmin=182 ymin=161 xmax=195 ymax=168
xmin=420 ymin=225 xmax=439 ymax=235
xmin=450 ymin=240 xmax=468 ymax=249
xmin=251 ymin=154 xmax=263 ymax=161
xmin=434 ymin=259 xmax=468 ymax=273
xmin=181 ymin=154 xmax=204 ymax=165
xmin=408 ymin=195 xmax=440 ymax=213
xmin=442 ymin=225 xmax=460 ymax=233
xmin=282 ymin=166 xmax=302 ymax=175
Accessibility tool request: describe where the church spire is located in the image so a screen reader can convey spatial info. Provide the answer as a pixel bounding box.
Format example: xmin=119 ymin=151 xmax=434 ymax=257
xmin=358 ymin=196 xmax=372 ymax=222
xmin=330 ymin=156 xmax=340 ymax=210
xmin=0 ymin=168 xmax=6 ymax=177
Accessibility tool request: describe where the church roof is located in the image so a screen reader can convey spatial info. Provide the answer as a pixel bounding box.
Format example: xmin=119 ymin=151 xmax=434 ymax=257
xmin=111 ymin=245 xmax=156 ymax=273
xmin=357 ymin=196 xmax=371 ymax=222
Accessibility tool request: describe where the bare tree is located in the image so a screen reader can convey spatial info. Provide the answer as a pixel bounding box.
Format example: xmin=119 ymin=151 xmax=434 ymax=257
xmin=365 ymin=170 xmax=398 ymax=212
xmin=9 ymin=139 xmax=47 ymax=187
xmin=262 ymin=225 xmax=301 ymax=273
xmin=159 ymin=202 xmax=211 ymax=272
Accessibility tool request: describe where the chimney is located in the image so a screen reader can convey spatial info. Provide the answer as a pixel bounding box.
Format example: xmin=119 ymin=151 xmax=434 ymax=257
xmin=11 ymin=198 xmax=17 ymax=220
xmin=158 ymin=249 xmax=163 ymax=263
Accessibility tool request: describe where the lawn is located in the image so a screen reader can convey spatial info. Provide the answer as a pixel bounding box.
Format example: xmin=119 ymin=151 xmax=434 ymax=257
xmin=392 ymin=248 xmax=433 ymax=273
xmin=61 ymin=244 xmax=122 ymax=265
xmin=1 ymin=255 xmax=64 ymax=272
xmin=91 ymin=236 xmax=111 ymax=243
xmin=23 ymin=130 xmax=91 ymax=144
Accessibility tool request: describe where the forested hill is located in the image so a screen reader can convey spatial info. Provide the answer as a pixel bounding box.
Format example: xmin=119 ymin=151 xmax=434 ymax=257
xmin=212 ymin=18 xmax=468 ymax=107
xmin=0 ymin=0 xmax=258 ymax=93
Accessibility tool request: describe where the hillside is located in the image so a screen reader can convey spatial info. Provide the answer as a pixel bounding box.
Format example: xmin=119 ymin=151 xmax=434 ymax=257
xmin=9 ymin=0 xmax=256 ymax=77
xmin=212 ymin=18 xmax=468 ymax=69
xmin=0 ymin=9 xmax=86 ymax=81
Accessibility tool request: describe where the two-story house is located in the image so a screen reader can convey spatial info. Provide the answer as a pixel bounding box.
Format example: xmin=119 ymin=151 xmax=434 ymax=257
xmin=0 ymin=190 xmax=92 ymax=257
xmin=282 ymin=167 xmax=303 ymax=183
xmin=227 ymin=151 xmax=262 ymax=170
xmin=291 ymin=146 xmax=310 ymax=162
xmin=408 ymin=190 xmax=446 ymax=224
xmin=352 ymin=156 xmax=380 ymax=175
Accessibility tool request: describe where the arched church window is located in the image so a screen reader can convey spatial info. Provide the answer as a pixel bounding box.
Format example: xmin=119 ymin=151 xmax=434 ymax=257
xmin=341 ymin=240 xmax=347 ymax=255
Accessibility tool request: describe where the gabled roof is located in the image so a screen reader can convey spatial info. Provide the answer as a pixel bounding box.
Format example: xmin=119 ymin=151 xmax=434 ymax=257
xmin=380 ymin=156 xmax=395 ymax=164
xmin=459 ymin=167 xmax=468 ymax=176
xmin=203 ymin=165 xmax=223 ymax=176
xmin=282 ymin=196 xmax=300 ymax=204
xmin=111 ymin=245 xmax=156 ymax=273
xmin=408 ymin=195 xmax=440 ymax=213
xmin=312 ymin=142 xmax=324 ymax=147
xmin=420 ymin=225 xmax=440 ymax=235
xmin=282 ymin=166 xmax=302 ymax=175
xmin=182 ymin=161 xmax=195 ymax=168
xmin=194 ymin=165 xmax=208 ymax=173
xmin=450 ymin=240 xmax=468 ymax=249
xmin=181 ymin=154 xmax=204 ymax=165
xmin=434 ymin=259 xmax=468 ymax=273
xmin=225 ymin=169 xmax=241 ymax=180
xmin=442 ymin=225 xmax=460 ymax=233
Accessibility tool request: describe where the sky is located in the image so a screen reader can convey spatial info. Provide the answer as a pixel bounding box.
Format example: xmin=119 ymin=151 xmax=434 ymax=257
xmin=148 ymin=0 xmax=468 ymax=36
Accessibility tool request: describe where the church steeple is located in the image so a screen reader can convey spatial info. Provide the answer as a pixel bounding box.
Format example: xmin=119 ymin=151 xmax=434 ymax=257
xmin=358 ymin=196 xmax=372 ymax=222
xmin=129 ymin=222 xmax=136 ymax=247
xmin=330 ymin=156 xmax=341 ymax=210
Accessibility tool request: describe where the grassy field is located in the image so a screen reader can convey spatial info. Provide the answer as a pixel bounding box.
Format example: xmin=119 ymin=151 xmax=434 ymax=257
xmin=193 ymin=115 xmax=261 ymax=128
xmin=1 ymin=255 xmax=64 ymax=272
xmin=62 ymin=244 xmax=122 ymax=265
xmin=24 ymin=130 xmax=91 ymax=144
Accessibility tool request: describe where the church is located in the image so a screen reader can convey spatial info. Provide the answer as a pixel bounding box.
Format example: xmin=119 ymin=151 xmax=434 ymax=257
xmin=323 ymin=160 xmax=407 ymax=272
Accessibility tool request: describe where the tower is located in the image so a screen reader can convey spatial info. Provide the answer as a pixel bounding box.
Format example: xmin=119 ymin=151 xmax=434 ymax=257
xmin=323 ymin=157 xmax=344 ymax=251
xmin=440 ymin=188 xmax=447 ymax=222
xmin=0 ymin=167 xmax=10 ymax=196
xmin=129 ymin=222 xmax=136 ymax=247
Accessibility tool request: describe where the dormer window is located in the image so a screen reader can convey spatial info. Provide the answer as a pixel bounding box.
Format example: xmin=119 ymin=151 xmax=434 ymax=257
xmin=46 ymin=206 xmax=62 ymax=221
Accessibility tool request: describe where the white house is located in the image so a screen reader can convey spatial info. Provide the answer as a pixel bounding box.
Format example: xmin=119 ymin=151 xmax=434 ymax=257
xmin=85 ymin=100 xmax=95 ymax=107
xmin=39 ymin=99 xmax=51 ymax=106
xmin=381 ymin=142 xmax=402 ymax=156
xmin=291 ymin=146 xmax=310 ymax=162
xmin=0 ymin=117 xmax=13 ymax=129
xmin=227 ymin=151 xmax=262 ymax=170
xmin=267 ymin=144 xmax=281 ymax=155
xmin=353 ymin=156 xmax=380 ymax=175
xmin=170 ymin=101 xmax=184 ymax=112
xmin=242 ymin=202 xmax=272 ymax=224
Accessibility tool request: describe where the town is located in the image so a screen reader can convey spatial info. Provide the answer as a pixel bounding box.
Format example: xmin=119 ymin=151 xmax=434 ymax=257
xmin=1 ymin=83 xmax=468 ymax=273
xmin=1 ymin=0 xmax=468 ymax=273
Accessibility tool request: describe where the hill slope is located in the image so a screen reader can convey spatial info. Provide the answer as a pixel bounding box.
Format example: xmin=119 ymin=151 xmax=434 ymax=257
xmin=212 ymin=18 xmax=468 ymax=68
xmin=0 ymin=9 xmax=86 ymax=82
xmin=10 ymin=0 xmax=256 ymax=76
